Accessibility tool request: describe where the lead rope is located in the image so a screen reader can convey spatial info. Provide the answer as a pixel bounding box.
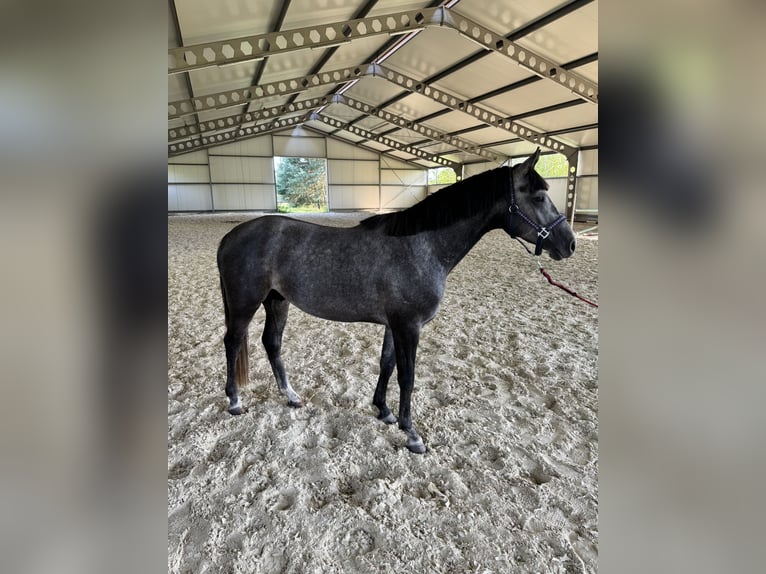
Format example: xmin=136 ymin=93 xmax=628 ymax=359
xmin=514 ymin=237 xmax=599 ymax=309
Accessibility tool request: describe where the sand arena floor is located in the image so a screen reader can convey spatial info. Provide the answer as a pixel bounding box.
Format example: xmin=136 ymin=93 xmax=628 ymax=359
xmin=168 ymin=212 xmax=598 ymax=573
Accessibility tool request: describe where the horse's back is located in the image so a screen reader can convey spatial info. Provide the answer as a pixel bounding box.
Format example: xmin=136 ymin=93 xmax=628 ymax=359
xmin=217 ymin=215 xmax=444 ymax=324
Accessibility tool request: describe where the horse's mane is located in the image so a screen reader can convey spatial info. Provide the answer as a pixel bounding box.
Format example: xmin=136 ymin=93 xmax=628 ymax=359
xmin=358 ymin=166 xmax=513 ymax=236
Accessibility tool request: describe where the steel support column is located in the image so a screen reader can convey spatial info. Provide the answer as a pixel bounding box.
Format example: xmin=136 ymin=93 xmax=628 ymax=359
xmin=565 ymin=150 xmax=579 ymax=224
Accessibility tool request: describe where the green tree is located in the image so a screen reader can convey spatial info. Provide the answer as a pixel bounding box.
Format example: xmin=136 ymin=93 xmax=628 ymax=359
xmin=275 ymin=157 xmax=328 ymax=211
xmin=533 ymin=153 xmax=569 ymax=178
xmin=428 ymin=167 xmax=457 ymax=185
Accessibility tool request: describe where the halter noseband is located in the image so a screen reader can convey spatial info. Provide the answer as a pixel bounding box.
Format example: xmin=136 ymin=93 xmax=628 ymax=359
xmin=507 ymin=167 xmax=567 ymax=256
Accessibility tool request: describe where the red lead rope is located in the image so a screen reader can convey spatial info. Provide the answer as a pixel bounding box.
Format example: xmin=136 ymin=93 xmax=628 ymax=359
xmin=538 ymin=264 xmax=598 ymax=308
xmin=514 ymin=237 xmax=598 ymax=308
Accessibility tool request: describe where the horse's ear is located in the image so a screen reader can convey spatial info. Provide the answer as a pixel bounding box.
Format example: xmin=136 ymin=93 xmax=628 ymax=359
xmin=522 ymin=147 xmax=541 ymax=171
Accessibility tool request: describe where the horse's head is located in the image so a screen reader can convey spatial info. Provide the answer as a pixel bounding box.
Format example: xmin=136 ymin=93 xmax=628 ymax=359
xmin=504 ymin=148 xmax=576 ymax=261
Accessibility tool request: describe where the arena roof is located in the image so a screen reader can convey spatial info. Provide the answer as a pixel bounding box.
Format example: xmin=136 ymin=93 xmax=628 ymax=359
xmin=168 ymin=0 xmax=598 ymax=169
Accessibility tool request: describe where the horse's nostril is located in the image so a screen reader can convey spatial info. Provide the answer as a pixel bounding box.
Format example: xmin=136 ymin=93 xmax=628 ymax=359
xmin=570 ymin=240 xmax=576 ymax=253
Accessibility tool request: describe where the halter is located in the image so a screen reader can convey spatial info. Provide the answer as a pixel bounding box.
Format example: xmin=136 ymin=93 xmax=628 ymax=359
xmin=507 ymin=169 xmax=567 ymax=256
xmin=506 ymin=167 xmax=598 ymax=308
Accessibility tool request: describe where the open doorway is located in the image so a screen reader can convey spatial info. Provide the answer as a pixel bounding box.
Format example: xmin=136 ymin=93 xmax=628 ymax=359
xmin=274 ymin=156 xmax=328 ymax=213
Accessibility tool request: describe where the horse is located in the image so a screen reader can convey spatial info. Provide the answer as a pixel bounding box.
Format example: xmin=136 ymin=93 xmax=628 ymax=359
xmin=216 ymin=147 xmax=576 ymax=453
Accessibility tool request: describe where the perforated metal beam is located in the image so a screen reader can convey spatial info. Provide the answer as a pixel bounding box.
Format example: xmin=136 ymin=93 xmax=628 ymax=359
xmin=168 ymin=7 xmax=597 ymax=104
xmin=168 ymin=96 xmax=332 ymax=143
xmin=168 ymin=65 xmax=376 ymax=120
xmin=331 ymin=95 xmax=505 ymax=163
xmin=441 ymin=10 xmax=597 ymax=103
xmin=168 ymin=8 xmax=435 ymax=74
xmin=300 ymin=125 xmax=437 ymax=171
xmin=168 ymin=114 xmax=308 ymax=157
xmin=309 ymin=112 xmax=462 ymax=171
xmin=373 ymin=64 xmax=578 ymax=157
xmin=168 ymin=113 xmax=441 ymax=172
xmin=168 ymin=61 xmax=576 ymax=159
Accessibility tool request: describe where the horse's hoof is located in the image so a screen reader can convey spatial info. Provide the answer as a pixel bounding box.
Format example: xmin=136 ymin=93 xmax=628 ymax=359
xmin=406 ymin=440 xmax=426 ymax=454
xmin=287 ymin=399 xmax=304 ymax=408
xmin=228 ymin=405 xmax=247 ymax=415
xmin=378 ymin=412 xmax=397 ymax=425
xmin=406 ymin=435 xmax=426 ymax=454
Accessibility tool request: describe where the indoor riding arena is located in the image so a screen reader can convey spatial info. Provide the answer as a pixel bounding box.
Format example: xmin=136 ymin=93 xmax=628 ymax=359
xmin=168 ymin=1 xmax=598 ymax=572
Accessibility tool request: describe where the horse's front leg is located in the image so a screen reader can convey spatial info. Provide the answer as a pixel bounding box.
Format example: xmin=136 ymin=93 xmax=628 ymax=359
xmin=392 ymin=323 xmax=426 ymax=454
xmin=372 ymin=327 xmax=397 ymax=424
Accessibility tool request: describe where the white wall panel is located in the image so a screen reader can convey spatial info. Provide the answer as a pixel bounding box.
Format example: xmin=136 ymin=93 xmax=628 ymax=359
xmin=209 ymin=156 xmax=274 ymax=183
xmin=578 ymin=149 xmax=598 ymax=175
xmin=463 ymin=162 xmax=495 ymax=178
xmin=327 ymin=138 xmax=379 ymax=160
xmin=329 ymin=185 xmax=379 ymax=210
xmin=379 ymin=156 xmax=418 ymax=171
xmin=380 ymin=169 xmax=427 ymax=186
xmin=575 ymin=177 xmax=598 ymax=211
xmin=168 ymin=150 xmax=209 ymax=164
xmin=546 ymin=178 xmax=567 ymax=213
xmin=168 ymin=164 xmax=210 ymax=184
xmin=209 ymin=136 xmax=273 ymax=157
xmin=381 ymin=186 xmax=427 ymax=209
xmin=327 ymin=160 xmax=379 ymax=185
xmin=212 ymin=184 xmax=276 ymax=210
xmin=168 ymin=184 xmax=212 ymax=211
xmin=273 ymin=134 xmax=326 ymax=157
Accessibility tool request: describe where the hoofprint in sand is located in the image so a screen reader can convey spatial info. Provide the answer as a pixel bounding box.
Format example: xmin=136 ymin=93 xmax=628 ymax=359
xmin=168 ymin=212 xmax=598 ymax=574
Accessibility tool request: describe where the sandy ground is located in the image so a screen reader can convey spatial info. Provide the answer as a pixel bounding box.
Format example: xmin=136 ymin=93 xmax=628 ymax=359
xmin=168 ymin=212 xmax=598 ymax=574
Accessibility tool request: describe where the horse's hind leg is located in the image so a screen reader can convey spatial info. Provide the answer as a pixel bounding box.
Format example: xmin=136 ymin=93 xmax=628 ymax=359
xmin=262 ymin=292 xmax=303 ymax=408
xmin=224 ymin=308 xmax=256 ymax=415
xmin=373 ymin=327 xmax=397 ymax=424
xmin=392 ymin=323 xmax=426 ymax=454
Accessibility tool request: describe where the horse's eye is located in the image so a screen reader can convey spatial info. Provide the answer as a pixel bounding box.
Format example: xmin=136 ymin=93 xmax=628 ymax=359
xmin=533 ymin=196 xmax=545 ymax=204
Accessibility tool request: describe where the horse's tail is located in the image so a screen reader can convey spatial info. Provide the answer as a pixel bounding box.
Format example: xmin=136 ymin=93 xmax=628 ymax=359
xmin=236 ymin=331 xmax=249 ymax=390
xmin=220 ymin=273 xmax=249 ymax=390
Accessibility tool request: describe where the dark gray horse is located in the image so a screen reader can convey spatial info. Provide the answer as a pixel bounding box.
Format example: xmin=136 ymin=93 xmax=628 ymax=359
xmin=217 ymin=148 xmax=575 ymax=453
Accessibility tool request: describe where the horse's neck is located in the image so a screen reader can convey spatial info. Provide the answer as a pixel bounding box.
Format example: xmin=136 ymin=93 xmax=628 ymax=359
xmin=429 ymin=207 xmax=502 ymax=273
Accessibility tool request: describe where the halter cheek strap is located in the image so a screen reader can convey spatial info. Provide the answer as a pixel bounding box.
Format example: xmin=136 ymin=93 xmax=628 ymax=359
xmin=507 ymin=169 xmax=567 ymax=256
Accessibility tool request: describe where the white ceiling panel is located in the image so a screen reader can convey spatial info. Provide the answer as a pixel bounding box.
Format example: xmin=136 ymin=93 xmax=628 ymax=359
xmin=452 ymin=0 xmax=564 ymax=37
xmin=381 ymin=26 xmax=480 ymax=82
xmin=344 ymin=76 xmax=408 ymax=107
xmin=556 ymin=127 xmax=598 ymax=147
xmin=322 ymin=103 xmax=365 ymax=124
xmin=258 ymin=51 xmax=327 ymax=85
xmin=354 ymin=116 xmax=394 ymax=132
xmin=320 ymin=36 xmax=392 ymax=71
xmin=434 ymin=52 xmax=532 ymax=102
xmin=515 ymin=2 xmax=598 ymax=66
xmin=175 ymin=0 xmax=279 ymax=45
xmin=521 ymin=105 xmax=598 ymax=133
xmin=281 ymin=0 xmax=361 ymax=30
xmin=454 ymin=125 xmax=515 ymax=146
xmin=419 ymin=110 xmax=487 ymax=134
xmin=481 ymin=78 xmax=583 ymax=116
xmin=369 ymin=0 xmax=431 ymax=17
xmin=379 ymin=92 xmax=448 ymax=120
xmin=574 ymin=61 xmax=598 ymax=84
xmin=168 ymin=74 xmax=189 ymax=101
xmin=188 ymin=62 xmax=259 ymax=97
